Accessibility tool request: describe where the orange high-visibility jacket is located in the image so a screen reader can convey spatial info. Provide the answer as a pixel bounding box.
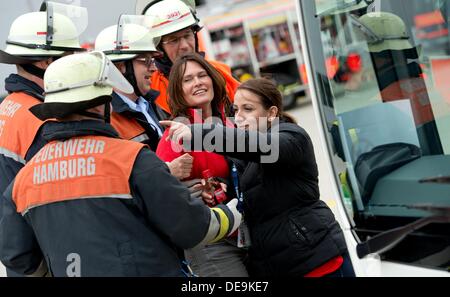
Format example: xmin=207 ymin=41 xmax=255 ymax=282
xmin=13 ymin=135 xmax=145 ymax=214
xmin=380 ymin=77 xmax=435 ymax=126
xmin=150 ymin=59 xmax=240 ymax=114
xmin=110 ymin=112 xmax=149 ymax=143
xmin=0 ymin=92 xmax=44 ymax=164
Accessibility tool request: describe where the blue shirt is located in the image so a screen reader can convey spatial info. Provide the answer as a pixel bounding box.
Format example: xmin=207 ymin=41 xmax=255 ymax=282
xmin=117 ymin=93 xmax=163 ymax=137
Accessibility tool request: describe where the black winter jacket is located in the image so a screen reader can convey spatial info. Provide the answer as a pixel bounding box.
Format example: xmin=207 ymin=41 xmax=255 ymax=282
xmin=189 ymin=121 xmax=348 ymax=276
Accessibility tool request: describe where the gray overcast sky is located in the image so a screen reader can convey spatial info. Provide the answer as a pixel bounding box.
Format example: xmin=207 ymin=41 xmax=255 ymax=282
xmin=0 ymin=0 xmax=138 ymax=94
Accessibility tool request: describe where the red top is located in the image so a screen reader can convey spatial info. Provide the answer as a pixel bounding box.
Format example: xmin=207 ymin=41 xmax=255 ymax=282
xmin=304 ymin=255 xmax=344 ymax=277
xmin=156 ymin=108 xmax=232 ymax=181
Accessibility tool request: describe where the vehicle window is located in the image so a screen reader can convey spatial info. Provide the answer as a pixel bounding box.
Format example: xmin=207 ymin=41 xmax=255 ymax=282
xmin=303 ymin=0 xmax=450 ymax=270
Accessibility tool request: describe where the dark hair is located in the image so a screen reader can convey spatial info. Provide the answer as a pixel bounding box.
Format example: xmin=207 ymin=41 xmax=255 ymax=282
xmin=168 ymin=52 xmax=231 ymax=118
xmin=237 ymin=78 xmax=297 ymax=124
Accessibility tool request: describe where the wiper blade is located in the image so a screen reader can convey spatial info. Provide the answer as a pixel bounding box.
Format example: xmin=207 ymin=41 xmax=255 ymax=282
xmin=407 ymin=204 xmax=450 ymax=216
xmin=356 ymin=206 xmax=450 ymax=259
xmin=419 ymin=175 xmax=450 ymax=184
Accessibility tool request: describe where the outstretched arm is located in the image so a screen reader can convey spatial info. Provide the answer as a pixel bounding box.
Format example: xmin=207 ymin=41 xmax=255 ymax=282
xmin=160 ymin=120 xmax=307 ymax=166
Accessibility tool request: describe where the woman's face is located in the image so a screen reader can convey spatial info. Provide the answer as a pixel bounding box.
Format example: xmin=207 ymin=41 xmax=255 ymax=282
xmin=233 ymin=89 xmax=276 ymax=131
xmin=182 ymin=61 xmax=214 ymax=109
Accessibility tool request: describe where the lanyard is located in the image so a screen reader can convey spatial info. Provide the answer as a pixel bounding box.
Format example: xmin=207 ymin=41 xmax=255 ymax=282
xmin=231 ymin=163 xmax=244 ymax=213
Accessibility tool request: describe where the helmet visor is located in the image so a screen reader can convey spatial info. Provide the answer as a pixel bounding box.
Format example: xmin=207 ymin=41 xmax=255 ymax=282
xmin=95 ymin=51 xmax=134 ymax=94
xmin=316 ymin=0 xmax=373 ymax=17
xmin=41 ymin=1 xmax=88 ymax=42
xmin=114 ymin=14 xmax=158 ymax=52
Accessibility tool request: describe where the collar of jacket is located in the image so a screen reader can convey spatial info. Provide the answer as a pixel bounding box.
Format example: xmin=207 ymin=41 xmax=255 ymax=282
xmin=5 ymin=73 xmax=44 ymax=101
xmin=41 ymin=120 xmax=119 ymax=142
xmin=111 ymin=90 xmax=159 ymax=114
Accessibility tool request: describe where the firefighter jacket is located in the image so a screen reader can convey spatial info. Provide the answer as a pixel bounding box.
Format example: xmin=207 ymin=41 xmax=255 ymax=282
xmin=0 ymin=74 xmax=45 ymax=202
xmin=0 ymin=120 xmax=239 ymax=276
xmin=110 ymin=91 xmax=169 ymax=151
xmin=150 ymin=59 xmax=240 ymax=114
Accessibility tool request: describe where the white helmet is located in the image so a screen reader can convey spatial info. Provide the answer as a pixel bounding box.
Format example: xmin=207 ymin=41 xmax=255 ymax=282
xmin=0 ymin=1 xmax=87 ymax=64
xmin=30 ymin=51 xmax=133 ymax=120
xmin=353 ymin=12 xmax=413 ymax=53
xmin=136 ymin=0 xmax=196 ymax=15
xmin=143 ymin=0 xmax=200 ymax=37
xmin=95 ymin=15 xmax=161 ymax=62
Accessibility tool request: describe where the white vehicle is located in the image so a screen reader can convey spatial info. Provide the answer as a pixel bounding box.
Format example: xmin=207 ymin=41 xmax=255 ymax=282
xmin=296 ymin=0 xmax=449 ymax=276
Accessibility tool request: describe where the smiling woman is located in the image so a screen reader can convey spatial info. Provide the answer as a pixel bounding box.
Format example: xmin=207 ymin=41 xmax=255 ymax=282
xmin=156 ymin=53 xmax=248 ymax=277
xmin=166 ymin=52 xmax=231 ymax=119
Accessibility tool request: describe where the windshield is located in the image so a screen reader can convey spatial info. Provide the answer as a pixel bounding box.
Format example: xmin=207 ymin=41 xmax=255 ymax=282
xmin=301 ymin=0 xmax=450 ymax=271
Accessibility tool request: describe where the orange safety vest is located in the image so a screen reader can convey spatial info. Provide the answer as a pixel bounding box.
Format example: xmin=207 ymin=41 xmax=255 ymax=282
xmin=150 ymin=59 xmax=240 ymax=114
xmin=0 ymin=92 xmax=44 ymax=164
xmin=380 ymin=77 xmax=435 ymax=126
xmin=110 ymin=112 xmax=149 ymax=143
xmin=13 ymin=135 xmax=145 ymax=214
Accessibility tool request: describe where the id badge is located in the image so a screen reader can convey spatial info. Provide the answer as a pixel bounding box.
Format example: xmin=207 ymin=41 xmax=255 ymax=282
xmin=237 ymin=220 xmax=251 ymax=248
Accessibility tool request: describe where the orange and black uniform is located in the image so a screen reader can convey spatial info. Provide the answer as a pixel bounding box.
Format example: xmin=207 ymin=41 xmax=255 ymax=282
xmin=374 ymin=57 xmax=443 ymax=155
xmin=0 ymin=74 xmax=46 ymax=195
xmin=0 ymin=120 xmax=216 ymax=276
xmin=110 ymin=91 xmax=169 ymax=151
xmin=0 ymin=74 xmax=47 ymax=277
xmin=151 ymin=58 xmax=240 ymax=114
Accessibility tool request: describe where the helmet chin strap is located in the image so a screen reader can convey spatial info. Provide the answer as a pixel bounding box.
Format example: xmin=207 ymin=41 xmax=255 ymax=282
xmin=21 ymin=56 xmax=61 ymax=80
xmin=21 ymin=64 xmax=46 ymax=79
xmin=104 ymin=102 xmax=111 ymax=124
xmin=124 ymin=60 xmax=143 ymax=97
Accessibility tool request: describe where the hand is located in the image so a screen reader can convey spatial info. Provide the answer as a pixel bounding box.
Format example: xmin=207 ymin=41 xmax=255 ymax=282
xmin=167 ymin=153 xmax=193 ymax=180
xmin=159 ymin=120 xmax=192 ymax=144
xmin=201 ymin=181 xmax=227 ymax=206
xmin=181 ymin=178 xmax=204 ymax=199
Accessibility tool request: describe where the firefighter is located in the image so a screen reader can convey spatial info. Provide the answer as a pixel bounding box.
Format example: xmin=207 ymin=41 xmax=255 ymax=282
xmin=137 ymin=0 xmax=240 ymax=114
xmin=0 ymin=1 xmax=87 ymax=277
xmin=356 ymin=12 xmax=443 ymax=155
xmin=0 ymin=51 xmax=241 ymax=277
xmin=95 ymin=14 xmax=193 ymax=179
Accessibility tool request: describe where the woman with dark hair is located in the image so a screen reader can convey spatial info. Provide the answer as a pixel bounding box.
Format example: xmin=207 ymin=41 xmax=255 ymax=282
xmin=156 ymin=53 xmax=248 ymax=277
xmin=161 ymin=77 xmax=355 ymax=277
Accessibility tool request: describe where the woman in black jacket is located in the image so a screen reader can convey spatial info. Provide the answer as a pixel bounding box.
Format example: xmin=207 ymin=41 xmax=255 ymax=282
xmin=161 ymin=78 xmax=355 ymax=277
